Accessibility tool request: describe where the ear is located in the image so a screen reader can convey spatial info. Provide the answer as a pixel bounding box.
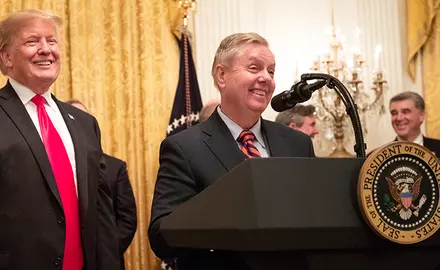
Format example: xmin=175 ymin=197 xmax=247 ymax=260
xmin=0 ymin=51 xmax=12 ymax=68
xmin=215 ymin=64 xmax=227 ymax=90
xmin=288 ymin=122 xmax=297 ymax=129
xmin=420 ymin=109 xmax=425 ymax=124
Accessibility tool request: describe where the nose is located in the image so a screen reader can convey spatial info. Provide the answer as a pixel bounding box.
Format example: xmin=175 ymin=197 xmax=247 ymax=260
xmin=258 ymin=70 xmax=273 ymax=83
xmin=395 ymin=112 xmax=404 ymax=121
xmin=313 ymin=127 xmax=319 ymax=135
xmin=37 ymin=40 xmax=51 ymax=55
xmin=257 ymin=75 xmax=267 ymax=83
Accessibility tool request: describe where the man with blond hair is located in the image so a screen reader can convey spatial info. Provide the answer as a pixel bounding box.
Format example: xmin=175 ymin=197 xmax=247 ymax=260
xmin=0 ymin=9 xmax=120 ymax=269
xmin=149 ymin=32 xmax=314 ymax=270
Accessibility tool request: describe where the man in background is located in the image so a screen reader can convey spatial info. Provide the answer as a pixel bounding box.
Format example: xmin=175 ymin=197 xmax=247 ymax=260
xmin=0 ymin=9 xmax=119 ymax=269
xmin=199 ymin=99 xmax=220 ymax=122
xmin=149 ymin=32 xmax=314 ymax=270
xmin=275 ymin=104 xmax=319 ymax=138
xmin=67 ymin=99 xmax=138 ymax=270
xmin=389 ymin=91 xmax=440 ymax=157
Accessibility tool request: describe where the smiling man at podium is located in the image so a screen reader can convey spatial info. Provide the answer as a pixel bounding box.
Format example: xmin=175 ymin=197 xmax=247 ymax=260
xmin=149 ymin=32 xmax=315 ymax=270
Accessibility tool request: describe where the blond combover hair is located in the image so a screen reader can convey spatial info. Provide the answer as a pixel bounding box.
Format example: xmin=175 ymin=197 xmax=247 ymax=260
xmin=211 ymin=32 xmax=269 ymax=89
xmin=0 ymin=9 xmax=61 ymax=75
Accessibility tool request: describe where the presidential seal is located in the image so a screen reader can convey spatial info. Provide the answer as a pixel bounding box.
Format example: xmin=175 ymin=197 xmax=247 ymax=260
xmin=358 ymin=141 xmax=440 ymax=244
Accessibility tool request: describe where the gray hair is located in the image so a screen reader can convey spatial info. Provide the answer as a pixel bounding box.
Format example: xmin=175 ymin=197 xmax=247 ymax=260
xmin=211 ymin=32 xmax=269 ymax=89
xmin=389 ymin=91 xmax=425 ymax=111
xmin=275 ymin=105 xmax=316 ymax=127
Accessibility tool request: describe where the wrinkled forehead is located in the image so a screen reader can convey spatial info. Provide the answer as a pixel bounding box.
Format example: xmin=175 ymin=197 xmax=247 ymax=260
xmin=242 ymin=44 xmax=274 ymax=61
xmin=390 ymin=99 xmax=417 ymax=111
xmin=225 ymin=43 xmax=273 ymax=65
xmin=18 ymin=18 xmax=58 ymax=37
xmin=3 ymin=22 xmax=54 ymax=52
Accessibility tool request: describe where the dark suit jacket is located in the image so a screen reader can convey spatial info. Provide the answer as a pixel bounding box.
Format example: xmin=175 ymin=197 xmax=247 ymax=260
xmin=0 ymin=82 xmax=120 ymax=270
xmin=148 ymin=110 xmax=315 ymax=270
xmin=423 ymin=136 xmax=440 ymax=158
xmin=104 ymin=154 xmax=137 ymax=269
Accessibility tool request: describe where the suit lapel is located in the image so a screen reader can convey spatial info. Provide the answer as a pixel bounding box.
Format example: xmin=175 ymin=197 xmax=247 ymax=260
xmin=0 ymin=82 xmax=62 ymax=206
xmin=423 ymin=136 xmax=439 ymax=158
xmin=54 ymin=97 xmax=88 ymax=220
xmin=202 ymin=111 xmax=246 ymax=172
xmin=262 ymin=120 xmax=291 ymax=157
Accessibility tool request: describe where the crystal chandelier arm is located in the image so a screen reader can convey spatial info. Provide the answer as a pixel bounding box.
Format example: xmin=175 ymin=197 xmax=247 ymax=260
xmin=318 ymin=88 xmax=338 ymax=120
xmin=328 ymin=77 xmax=366 ymax=158
xmin=301 ymin=73 xmax=367 ymax=158
xmin=364 ymin=78 xmax=387 ymax=112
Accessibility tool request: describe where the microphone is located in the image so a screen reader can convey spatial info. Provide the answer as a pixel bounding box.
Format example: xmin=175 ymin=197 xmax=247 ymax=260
xmin=271 ymin=79 xmax=327 ymax=112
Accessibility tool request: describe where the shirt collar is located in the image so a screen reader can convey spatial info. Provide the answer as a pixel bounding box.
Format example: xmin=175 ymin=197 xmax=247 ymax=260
xmin=9 ymin=78 xmax=56 ymax=111
xmin=397 ymin=132 xmax=424 ymax=146
xmin=217 ymin=106 xmax=266 ymax=148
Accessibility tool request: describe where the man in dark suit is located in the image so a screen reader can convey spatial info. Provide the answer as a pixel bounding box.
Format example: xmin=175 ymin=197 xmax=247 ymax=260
xmin=149 ymin=32 xmax=315 ymax=270
xmin=0 ymin=10 xmax=120 ymax=269
xmin=104 ymin=154 xmax=137 ymax=270
xmin=389 ymin=91 xmax=440 ymax=157
xmin=67 ymin=100 xmax=138 ymax=270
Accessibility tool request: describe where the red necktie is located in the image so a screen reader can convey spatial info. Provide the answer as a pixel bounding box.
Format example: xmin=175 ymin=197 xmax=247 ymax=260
xmin=237 ymin=130 xmax=262 ymax=159
xmin=31 ymin=95 xmax=83 ymax=270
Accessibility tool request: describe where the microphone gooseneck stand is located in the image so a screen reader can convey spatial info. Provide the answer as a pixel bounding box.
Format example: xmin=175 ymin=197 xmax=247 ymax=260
xmin=300 ymin=73 xmax=366 ymax=158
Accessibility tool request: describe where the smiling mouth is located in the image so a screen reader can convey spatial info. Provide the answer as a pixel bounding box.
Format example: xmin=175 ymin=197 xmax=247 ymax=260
xmin=250 ymin=89 xmax=267 ymax=96
xmin=34 ymin=60 xmax=54 ymax=66
xmin=395 ymin=124 xmax=408 ymax=129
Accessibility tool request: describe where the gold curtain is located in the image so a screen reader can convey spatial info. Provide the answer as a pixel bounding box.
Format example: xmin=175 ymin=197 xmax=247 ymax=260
xmin=407 ymin=0 xmax=440 ymax=138
xmin=1 ymin=1 xmax=181 ymax=270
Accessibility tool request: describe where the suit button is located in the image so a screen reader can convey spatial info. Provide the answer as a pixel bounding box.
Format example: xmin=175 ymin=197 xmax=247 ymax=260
xmin=54 ymin=257 xmax=62 ymax=266
xmin=57 ymin=217 xmax=65 ymax=225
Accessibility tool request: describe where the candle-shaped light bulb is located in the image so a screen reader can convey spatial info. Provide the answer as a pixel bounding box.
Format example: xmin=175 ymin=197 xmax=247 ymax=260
xmin=347 ymin=57 xmax=354 ymax=70
xmin=355 ymin=26 xmax=361 ymax=45
xmin=374 ymin=45 xmax=382 ymax=71
xmin=352 ymin=47 xmax=360 ymax=67
xmin=293 ymin=60 xmax=299 ymax=81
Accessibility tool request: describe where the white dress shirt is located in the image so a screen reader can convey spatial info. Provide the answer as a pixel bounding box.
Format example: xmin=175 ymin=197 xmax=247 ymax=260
xmin=397 ymin=132 xmax=424 ymax=146
xmin=217 ymin=106 xmax=269 ymax=157
xmin=9 ymin=78 xmax=78 ymax=193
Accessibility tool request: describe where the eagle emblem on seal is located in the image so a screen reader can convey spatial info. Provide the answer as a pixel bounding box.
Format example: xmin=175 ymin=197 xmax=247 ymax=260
xmin=386 ymin=167 xmax=427 ymax=220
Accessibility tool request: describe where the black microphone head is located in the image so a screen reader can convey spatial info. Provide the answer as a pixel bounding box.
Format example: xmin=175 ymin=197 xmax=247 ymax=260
xmin=291 ymin=81 xmax=307 ymax=91
xmin=271 ymin=91 xmax=296 ymax=112
xmin=293 ymin=81 xmax=312 ymax=102
xmin=312 ymin=79 xmax=327 ymax=90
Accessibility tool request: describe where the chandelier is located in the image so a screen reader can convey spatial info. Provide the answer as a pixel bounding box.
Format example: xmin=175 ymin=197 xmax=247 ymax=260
xmin=178 ymin=0 xmax=197 ymax=27
xmin=309 ymin=12 xmax=388 ymax=158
